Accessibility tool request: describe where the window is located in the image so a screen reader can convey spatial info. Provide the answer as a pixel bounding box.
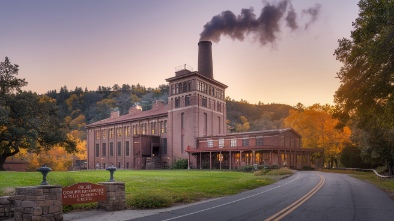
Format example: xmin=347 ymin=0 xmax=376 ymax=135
xmin=109 ymin=128 xmax=114 ymax=138
xmin=102 ymin=143 xmax=106 ymax=157
xmin=151 ymin=122 xmax=155 ymax=134
xmin=257 ymin=137 xmax=264 ymax=146
xmin=207 ymin=140 xmax=213 ymax=148
xmin=125 ymin=126 xmax=130 ymax=137
xmin=202 ymin=97 xmax=207 ymax=107
xmin=133 ymin=125 xmax=137 ymax=135
xmin=96 ymin=130 xmax=100 ymax=140
xmin=179 ymin=83 xmax=183 ymax=93
xmin=242 ymin=138 xmax=249 ymax=147
xmin=176 ymin=84 xmax=179 ymax=94
xmin=117 ymin=142 xmax=121 ymax=156
xmin=185 ymin=95 xmax=190 ymax=106
xmin=125 ymin=141 xmax=130 ymax=156
xmin=117 ymin=128 xmax=122 ymax=137
xmin=183 ymin=82 xmax=187 ymax=92
xmin=231 ymin=138 xmax=237 ymax=147
xmin=171 ymin=84 xmax=175 ymax=95
xmin=95 ymin=144 xmax=100 ymax=157
xmin=175 ymin=97 xmax=180 ymax=108
xmin=160 ymin=121 xmax=164 ymax=133
xmin=217 ymin=102 xmax=221 ymax=112
xmin=163 ymin=120 xmax=167 ymax=133
xmin=219 ymin=138 xmax=224 ymax=148
xmin=161 ymin=138 xmax=167 ymax=155
xmin=188 ymin=81 xmax=192 ymax=91
xmin=102 ymin=129 xmax=106 ymax=139
xmin=109 ymin=142 xmax=114 ymax=157
xmin=144 ymin=123 xmax=147 ymax=135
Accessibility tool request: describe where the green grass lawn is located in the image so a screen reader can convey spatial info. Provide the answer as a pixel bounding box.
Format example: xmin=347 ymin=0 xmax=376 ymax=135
xmin=0 ymin=169 xmax=293 ymax=210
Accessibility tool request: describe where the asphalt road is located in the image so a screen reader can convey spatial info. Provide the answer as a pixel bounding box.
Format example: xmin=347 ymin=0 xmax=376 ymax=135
xmin=129 ymin=171 xmax=394 ymax=221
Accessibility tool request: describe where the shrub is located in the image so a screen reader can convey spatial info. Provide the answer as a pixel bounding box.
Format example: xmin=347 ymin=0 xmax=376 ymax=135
xmin=265 ymin=168 xmax=294 ymax=176
xmin=238 ymin=165 xmax=255 ymax=172
xmin=172 ymin=158 xmax=188 ymax=169
xmin=129 ymin=193 xmax=174 ymax=209
xmin=302 ymin=166 xmax=314 ymax=171
xmin=270 ymin=165 xmax=281 ymax=169
xmin=254 ymin=168 xmax=271 ymax=176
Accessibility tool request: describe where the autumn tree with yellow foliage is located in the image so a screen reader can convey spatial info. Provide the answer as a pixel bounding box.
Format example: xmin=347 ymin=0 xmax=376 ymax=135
xmin=284 ymin=104 xmax=351 ymax=168
xmin=18 ymin=133 xmax=87 ymax=171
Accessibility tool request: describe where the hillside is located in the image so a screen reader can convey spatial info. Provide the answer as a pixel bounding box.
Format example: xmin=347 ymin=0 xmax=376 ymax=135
xmin=45 ymin=84 xmax=294 ymax=138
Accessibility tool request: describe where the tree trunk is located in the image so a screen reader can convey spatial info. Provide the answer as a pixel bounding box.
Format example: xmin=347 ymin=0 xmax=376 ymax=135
xmin=388 ymin=162 xmax=394 ymax=176
xmin=0 ymin=148 xmax=20 ymax=171
xmin=0 ymin=154 xmax=7 ymax=171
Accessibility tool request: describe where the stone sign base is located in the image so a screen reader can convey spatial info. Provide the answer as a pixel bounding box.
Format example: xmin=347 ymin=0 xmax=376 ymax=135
xmin=14 ymin=185 xmax=63 ymax=221
xmin=97 ymin=182 xmax=126 ymax=211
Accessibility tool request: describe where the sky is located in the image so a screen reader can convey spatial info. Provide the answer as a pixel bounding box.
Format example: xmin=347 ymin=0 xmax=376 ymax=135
xmin=0 ymin=0 xmax=360 ymax=107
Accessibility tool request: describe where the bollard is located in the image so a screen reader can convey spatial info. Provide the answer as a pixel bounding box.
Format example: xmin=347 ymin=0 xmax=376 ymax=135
xmin=37 ymin=164 xmax=52 ymax=185
xmin=106 ymin=164 xmax=117 ymax=182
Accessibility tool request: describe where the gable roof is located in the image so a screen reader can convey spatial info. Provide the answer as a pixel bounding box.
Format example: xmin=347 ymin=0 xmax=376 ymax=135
xmin=86 ymin=104 xmax=169 ymax=128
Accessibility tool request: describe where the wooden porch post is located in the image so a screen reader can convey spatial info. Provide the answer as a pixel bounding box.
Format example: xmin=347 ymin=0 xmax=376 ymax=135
xmin=252 ymin=151 xmax=255 ymax=165
xmin=210 ymin=151 xmax=212 ymax=169
xmin=188 ymin=152 xmax=191 ymax=169
xmin=199 ymin=152 xmax=202 ymax=169
xmin=219 ymin=151 xmax=222 ymax=170
xmin=229 ymin=151 xmax=232 ymax=170
xmin=239 ymin=151 xmax=242 ymax=168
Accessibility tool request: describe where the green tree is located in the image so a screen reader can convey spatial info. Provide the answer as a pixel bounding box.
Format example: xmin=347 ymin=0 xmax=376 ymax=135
xmin=0 ymin=57 xmax=27 ymax=95
xmin=334 ymin=0 xmax=394 ymax=174
xmin=0 ymin=57 xmax=76 ymax=170
xmin=0 ymin=92 xmax=77 ymax=170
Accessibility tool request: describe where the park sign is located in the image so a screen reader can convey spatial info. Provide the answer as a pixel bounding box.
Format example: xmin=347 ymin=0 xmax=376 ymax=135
xmin=62 ymin=182 xmax=106 ymax=205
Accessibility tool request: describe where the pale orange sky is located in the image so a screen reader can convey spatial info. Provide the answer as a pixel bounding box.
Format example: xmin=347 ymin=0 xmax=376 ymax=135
xmin=0 ymin=0 xmax=359 ymax=106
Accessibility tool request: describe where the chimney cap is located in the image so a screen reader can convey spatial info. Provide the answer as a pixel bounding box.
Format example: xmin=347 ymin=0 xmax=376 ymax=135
xmin=198 ymin=40 xmax=212 ymax=45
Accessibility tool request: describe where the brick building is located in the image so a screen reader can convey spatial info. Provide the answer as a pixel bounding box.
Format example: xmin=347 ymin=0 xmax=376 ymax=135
xmin=86 ymin=41 xmax=322 ymax=170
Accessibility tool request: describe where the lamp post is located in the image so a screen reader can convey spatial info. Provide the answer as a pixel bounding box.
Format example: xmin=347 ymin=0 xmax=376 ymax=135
xmin=37 ymin=164 xmax=52 ymax=185
xmin=101 ymin=157 xmax=103 ymax=169
xmin=106 ymin=164 xmax=117 ymax=182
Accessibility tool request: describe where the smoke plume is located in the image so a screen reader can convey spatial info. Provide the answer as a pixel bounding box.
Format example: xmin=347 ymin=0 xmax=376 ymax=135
xmin=200 ymin=0 xmax=321 ymax=46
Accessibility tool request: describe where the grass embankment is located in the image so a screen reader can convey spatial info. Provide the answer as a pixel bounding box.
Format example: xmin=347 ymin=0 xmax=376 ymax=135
xmin=0 ymin=168 xmax=293 ymax=210
xmin=322 ymin=169 xmax=394 ymax=199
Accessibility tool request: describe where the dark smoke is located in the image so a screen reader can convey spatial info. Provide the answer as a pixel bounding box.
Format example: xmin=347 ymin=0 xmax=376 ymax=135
xmin=200 ymin=0 xmax=321 ymax=46
xmin=303 ymin=4 xmax=321 ymax=30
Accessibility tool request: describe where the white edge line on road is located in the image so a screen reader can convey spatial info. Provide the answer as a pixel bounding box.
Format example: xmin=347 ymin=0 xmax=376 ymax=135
xmin=161 ymin=173 xmax=301 ymax=221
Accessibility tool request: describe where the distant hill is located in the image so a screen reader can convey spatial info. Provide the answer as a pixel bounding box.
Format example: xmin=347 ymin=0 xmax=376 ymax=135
xmin=226 ymin=99 xmax=295 ymax=131
xmin=45 ymin=84 xmax=294 ymax=139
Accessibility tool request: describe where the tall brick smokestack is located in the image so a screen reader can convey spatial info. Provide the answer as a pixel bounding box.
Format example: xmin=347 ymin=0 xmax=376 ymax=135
xmin=198 ymin=41 xmax=213 ymax=79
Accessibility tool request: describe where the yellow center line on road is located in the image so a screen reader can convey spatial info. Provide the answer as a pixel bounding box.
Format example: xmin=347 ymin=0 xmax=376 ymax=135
xmin=264 ymin=173 xmax=325 ymax=221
